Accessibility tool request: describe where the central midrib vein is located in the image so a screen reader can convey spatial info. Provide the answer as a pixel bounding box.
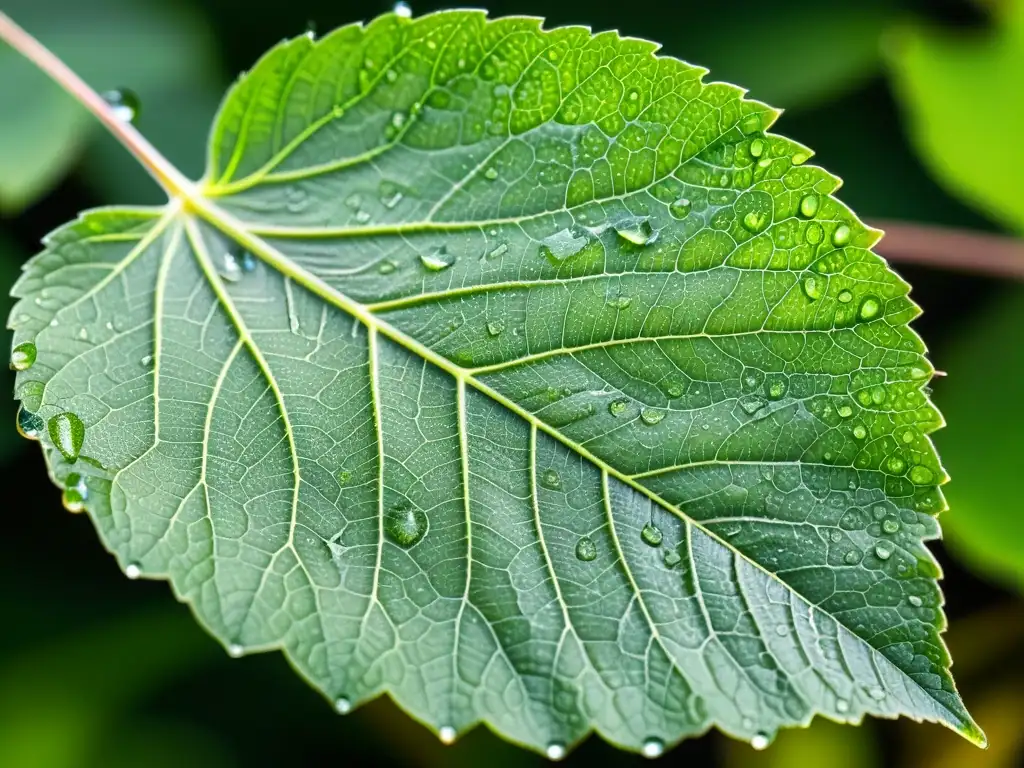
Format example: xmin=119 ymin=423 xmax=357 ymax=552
xmin=181 ymin=189 xmax=969 ymax=731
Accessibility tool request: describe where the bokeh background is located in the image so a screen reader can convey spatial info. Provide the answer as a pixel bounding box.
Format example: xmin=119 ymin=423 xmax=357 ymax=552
xmin=1 ymin=0 xmax=1022 ymax=765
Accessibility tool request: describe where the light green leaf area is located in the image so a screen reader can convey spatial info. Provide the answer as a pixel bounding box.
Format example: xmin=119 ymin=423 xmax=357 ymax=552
xmin=9 ymin=10 xmax=981 ymax=757
xmin=886 ymin=0 xmax=1024 ymax=233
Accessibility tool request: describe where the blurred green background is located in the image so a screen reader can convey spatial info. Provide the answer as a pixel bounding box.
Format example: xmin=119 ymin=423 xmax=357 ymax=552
xmin=1 ymin=0 xmax=1023 ymax=765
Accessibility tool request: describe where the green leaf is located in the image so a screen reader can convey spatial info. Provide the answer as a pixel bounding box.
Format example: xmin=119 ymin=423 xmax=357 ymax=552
xmin=8 ymin=10 xmax=982 ymax=757
xmin=886 ymin=0 xmax=1024 ymax=233
xmin=0 ymin=0 xmax=220 ymax=210
xmin=934 ymin=290 xmax=1024 ymax=592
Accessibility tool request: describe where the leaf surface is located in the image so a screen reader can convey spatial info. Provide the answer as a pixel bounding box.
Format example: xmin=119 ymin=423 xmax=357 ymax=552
xmin=9 ymin=10 xmax=981 ymax=756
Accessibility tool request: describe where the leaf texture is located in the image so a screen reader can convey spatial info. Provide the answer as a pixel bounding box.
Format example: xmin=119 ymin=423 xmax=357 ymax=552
xmin=8 ymin=10 xmax=982 ymax=757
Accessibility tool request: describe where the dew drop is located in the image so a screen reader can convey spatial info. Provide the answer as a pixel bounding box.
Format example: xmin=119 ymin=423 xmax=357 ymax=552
xmin=669 ymin=198 xmax=692 ymax=219
xmin=775 ymin=624 xmax=789 ymax=637
xmin=438 ymin=725 xmax=457 ymax=745
xmin=546 ymin=743 xmax=566 ymax=761
xmin=837 ymin=404 xmax=853 ymax=419
xmin=385 ymin=502 xmax=428 ymax=547
xmin=910 ymin=366 xmax=928 ymax=380
xmin=837 ymin=289 xmax=853 ymax=304
xmin=791 ymin=151 xmax=809 ymax=165
xmin=844 ymin=549 xmax=862 ymax=565
xmin=874 ymin=542 xmax=893 ymax=560
xmin=62 ymin=486 xmax=86 ymax=513
xmin=575 ymin=537 xmax=597 ymax=562
xmin=908 ymin=595 xmax=923 ymax=608
xmin=420 ymin=248 xmax=453 ymax=271
xmin=16 ymin=405 xmax=44 ymax=441
xmin=378 ymin=259 xmax=397 ymax=275
xmin=486 ymin=321 xmax=504 ymax=337
xmin=867 ymin=686 xmax=886 ymax=701
xmin=910 ymin=465 xmax=934 ymax=485
xmin=227 ymin=643 xmax=244 ymax=658
xmin=241 ymin=252 xmax=257 ymax=272
xmin=805 ymin=222 xmax=824 ymax=245
xmin=739 ymin=395 xmax=767 ymax=415
xmin=608 ymin=398 xmax=629 ymax=417
xmin=125 ymin=563 xmax=142 ymax=580
xmin=641 ymin=522 xmax=663 ymax=547
xmin=882 ymin=518 xmax=900 ymax=534
xmin=836 ymin=699 xmax=850 ymax=713
xmin=640 ymin=408 xmax=665 ymax=425
xmin=749 ymin=138 xmax=766 ymax=158
xmin=484 ymin=166 xmax=499 ymax=180
xmin=335 ymin=697 xmax=352 ymax=714
xmin=799 ymin=194 xmax=820 ymax=218
xmin=887 ymin=455 xmax=905 ymax=474
xmin=540 ymin=468 xmax=562 ymax=490
xmin=742 ymin=211 xmax=767 ymax=233
xmin=220 ymin=251 xmax=242 ymax=282
xmin=48 ymin=411 xmax=85 ymax=463
xmin=766 ymin=379 xmax=787 ymax=400
xmin=10 ymin=341 xmax=37 ymax=371
xmin=355 ymin=210 xmax=371 ymax=223
xmin=393 ymin=1 xmax=412 ymax=19
xmin=641 ymin=738 xmax=665 ymax=758
xmin=858 ymin=296 xmax=881 ymax=321
xmin=382 ymin=189 xmax=404 ymax=209
xmin=802 ymin=276 xmax=823 ymax=301
xmin=141 ymin=354 xmax=154 ymax=367
xmin=663 ymin=549 xmax=681 ymax=568
xmin=739 ymin=114 xmax=761 ymax=135
xmin=541 ymin=227 xmax=588 ymax=263
xmin=100 ymin=89 xmax=140 ymax=123
xmin=487 ymin=243 xmax=508 ymax=260
xmin=750 ymin=732 xmax=771 ymax=751
xmin=615 ymin=219 xmax=655 ymax=246
xmin=832 ymin=224 xmax=852 ymax=247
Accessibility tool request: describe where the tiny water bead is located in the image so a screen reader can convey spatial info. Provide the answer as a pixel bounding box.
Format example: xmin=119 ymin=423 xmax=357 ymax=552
xmin=220 ymin=251 xmax=242 ymax=282
xmin=832 ymin=224 xmax=852 ymax=247
xmin=378 ymin=259 xmax=398 ymax=275
xmin=62 ymin=472 xmax=88 ymax=514
xmin=484 ymin=166 xmax=499 ymax=180
xmin=836 ymin=699 xmax=850 ymax=714
xmin=799 ymin=194 xmax=819 ymax=218
xmin=791 ymin=151 xmax=809 ymax=165
xmin=48 ymin=411 xmax=85 ymax=463
xmin=393 ymin=2 xmax=413 ymax=19
xmin=858 ymin=296 xmax=881 ymax=321
xmin=420 ymin=249 xmax=453 ymax=271
xmin=125 ymin=563 xmax=142 ymax=580
xmin=100 ymin=89 xmax=140 ymax=123
xmin=608 ymin=398 xmax=629 ymax=416
xmin=641 ymin=522 xmax=663 ymax=547
xmin=241 ymin=252 xmax=257 ymax=272
xmin=227 ymin=643 xmax=244 ymax=658
xmin=16 ymin=405 xmax=44 ymax=440
xmin=837 ymin=289 xmax=854 ymax=304
xmin=334 ymin=697 xmax=352 ymax=714
xmin=385 ymin=502 xmax=428 ymax=547
xmin=640 ymin=408 xmax=665 ymax=425
xmin=540 ymin=468 xmax=562 ymax=490
xmin=10 ymin=341 xmax=37 ymax=371
xmin=486 ymin=321 xmax=504 ymax=337
xmin=641 ymin=738 xmax=665 ymax=758
xmin=908 ymin=595 xmax=923 ymax=608
xmin=844 ymin=549 xmax=862 ymax=565
xmin=750 ymin=732 xmax=771 ymax=751
xmin=545 ymin=743 xmax=566 ymax=760
xmin=575 ymin=537 xmax=597 ymax=562
xmin=438 ymin=726 xmax=457 ymax=745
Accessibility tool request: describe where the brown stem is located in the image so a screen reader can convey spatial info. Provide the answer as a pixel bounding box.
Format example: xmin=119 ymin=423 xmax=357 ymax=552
xmin=869 ymin=219 xmax=1024 ymax=280
xmin=0 ymin=10 xmax=196 ymax=201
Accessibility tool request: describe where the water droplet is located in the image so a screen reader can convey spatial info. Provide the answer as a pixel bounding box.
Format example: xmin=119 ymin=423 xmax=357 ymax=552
xmin=739 ymin=395 xmax=767 ymax=415
xmin=874 ymin=542 xmax=893 ymax=560
xmin=641 ymin=522 xmax=663 ymax=547
xmin=335 ymin=697 xmax=352 ymax=714
xmin=837 ymin=404 xmax=853 ymax=419
xmin=378 ymin=260 xmax=397 ymax=275
xmin=100 ymin=89 xmax=140 ymax=123
xmin=802 ymin=276 xmax=823 ymax=301
xmin=140 ymin=354 xmax=154 ymax=367
xmin=663 ymin=549 xmax=681 ymax=568
xmin=546 ymin=743 xmax=566 ymax=761
xmin=608 ymin=398 xmax=629 ymax=417
xmin=870 ymin=385 xmax=887 ymax=405
xmin=640 ymin=408 xmax=665 ymax=425
xmin=836 ymin=699 xmax=850 ymax=713
xmin=799 ymin=194 xmax=820 ymax=218
xmin=908 ymin=595 xmax=923 ymax=608
xmin=438 ymin=725 xmax=456 ymax=745
xmin=844 ymin=549 xmax=862 ymax=565
xmin=867 ymin=686 xmax=886 ymax=700
xmin=887 ymin=455 xmax=905 ymax=474
xmin=804 ymin=222 xmax=824 ymax=245
xmin=832 ymin=224 xmax=852 ymax=247
xmin=48 ymin=412 xmax=85 ymax=463
xmin=355 ymin=210 xmax=371 ymax=223
xmin=750 ymin=732 xmax=771 ymax=750
xmin=540 ymin=468 xmax=562 ymax=490
xmin=345 ymin=193 xmax=362 ymax=209
xmin=575 ymin=537 xmax=597 ymax=561
xmin=382 ymin=189 xmax=404 ymax=209
xmin=791 ymin=151 xmax=809 ymax=166
xmin=766 ymin=379 xmax=787 ymax=400
xmin=420 ymin=248 xmax=453 ymax=271
xmin=901 ymin=429 xmax=916 ymax=445
xmin=16 ymin=405 xmax=44 ymax=441
xmin=123 ymin=562 xmax=141 ymax=580
xmin=227 ymin=643 xmax=244 ymax=657
xmin=641 ymin=738 xmax=665 ymax=758
xmin=742 ymin=211 xmax=767 ymax=233
xmin=10 ymin=341 xmax=37 ymax=371
xmin=910 ymin=466 xmax=933 ymax=485
xmin=541 ymin=228 xmax=588 ymax=263
xmin=484 ymin=166 xmax=499 ymax=180
xmin=393 ymin=1 xmax=412 ymax=18
xmin=666 ymin=381 xmax=684 ymax=398
xmin=882 ymin=518 xmax=900 ymax=534
xmin=749 ymin=138 xmax=766 ymax=158
xmin=385 ymin=502 xmax=428 ymax=547
xmin=858 ymin=296 xmax=881 ymax=321
xmin=241 ymin=252 xmax=257 ymax=272
xmin=837 ymin=289 xmax=853 ymax=304
xmin=669 ymin=198 xmax=692 ymax=219
xmin=62 ymin=486 xmax=86 ymax=513
xmin=337 ymin=470 xmax=352 ymax=486
xmin=486 ymin=321 xmax=504 ymax=337
xmin=615 ymin=219 xmax=655 ymax=246
xmin=775 ymin=624 xmax=789 ymax=637
xmin=739 ymin=114 xmax=761 ymax=135
xmin=220 ymin=251 xmax=242 ymax=282
xmin=487 ymin=243 xmax=508 ymax=260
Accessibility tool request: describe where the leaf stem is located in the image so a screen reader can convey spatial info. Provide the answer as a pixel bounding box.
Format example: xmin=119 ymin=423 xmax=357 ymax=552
xmin=869 ymin=220 xmax=1024 ymax=281
xmin=0 ymin=10 xmax=197 ymax=201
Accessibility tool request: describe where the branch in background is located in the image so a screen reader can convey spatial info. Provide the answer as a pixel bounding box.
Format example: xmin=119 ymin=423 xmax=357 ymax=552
xmin=870 ymin=219 xmax=1024 ymax=281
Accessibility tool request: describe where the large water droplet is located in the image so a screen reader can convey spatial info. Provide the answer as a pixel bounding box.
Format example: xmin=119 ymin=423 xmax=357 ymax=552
xmin=805 ymin=222 xmax=824 ymax=245
xmin=48 ymin=411 xmax=85 ymax=463
xmin=220 ymin=251 xmax=242 ymax=282
xmin=908 ymin=595 xmax=923 ymax=608
xmin=739 ymin=114 xmax=761 ymax=135
xmin=545 ymin=743 xmax=566 ymax=760
xmin=641 ymin=522 xmax=663 ymax=547
xmin=385 ymin=502 xmax=428 ymax=547
xmin=837 ymin=289 xmax=853 ymax=304
xmin=844 ymin=549 xmax=862 ymax=565
xmin=874 ymin=542 xmax=893 ymax=560
xmin=858 ymin=296 xmax=881 ymax=321
xmin=836 ymin=698 xmax=850 ymax=713
xmin=887 ymin=455 xmax=905 ymax=474
xmin=749 ymin=138 xmax=766 ymax=158
xmin=910 ymin=465 xmax=933 ymax=485
xmin=837 ymin=404 xmax=853 ymax=419
xmin=799 ymin=194 xmax=820 ymax=218
xmin=541 ymin=228 xmax=588 ymax=263
xmin=832 ymin=224 xmax=852 ymax=247
xmin=640 ymin=408 xmax=664 ymax=425
xmin=615 ymin=219 xmax=655 ymax=246
xmin=791 ymin=151 xmax=810 ymax=166
xmin=641 ymin=738 xmax=665 ymax=758
xmin=766 ymin=378 xmax=787 ymax=400
xmin=438 ymin=725 xmax=457 ymax=744
xmin=10 ymin=341 xmax=37 ymax=371
xmin=608 ymin=398 xmax=629 ymax=417
xmin=62 ymin=472 xmax=87 ymax=513
xmin=378 ymin=260 xmax=397 ymax=275
xmin=100 ymin=89 xmax=140 ymax=123
xmin=335 ymin=697 xmax=352 ymax=714
xmin=882 ymin=518 xmax=900 ymax=534
xmin=750 ymin=732 xmax=771 ymax=751
xmin=802 ymin=276 xmax=823 ymax=301
xmin=739 ymin=395 xmax=766 ymax=415
xmin=393 ymin=1 xmax=412 ymax=19
xmin=16 ymin=405 xmax=43 ymax=441
xmin=125 ymin=563 xmax=142 ymax=580
xmin=575 ymin=537 xmax=597 ymax=562
xmin=742 ymin=211 xmax=767 ymax=233
xmin=540 ymin=468 xmax=562 ymax=490
xmin=420 ymin=248 xmax=453 ymax=271
xmin=669 ymin=198 xmax=692 ymax=219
